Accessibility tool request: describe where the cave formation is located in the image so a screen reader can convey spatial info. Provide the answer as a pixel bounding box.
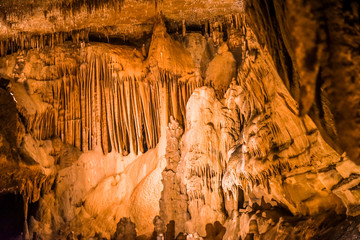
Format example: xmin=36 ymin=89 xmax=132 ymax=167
xmin=0 ymin=0 xmax=360 ymax=239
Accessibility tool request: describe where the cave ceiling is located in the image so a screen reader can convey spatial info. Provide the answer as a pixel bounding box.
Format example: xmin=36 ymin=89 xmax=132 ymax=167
xmin=0 ymin=0 xmax=244 ymax=41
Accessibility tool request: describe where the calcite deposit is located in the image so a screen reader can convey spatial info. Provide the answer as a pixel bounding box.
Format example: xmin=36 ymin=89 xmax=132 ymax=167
xmin=0 ymin=0 xmax=359 ymax=240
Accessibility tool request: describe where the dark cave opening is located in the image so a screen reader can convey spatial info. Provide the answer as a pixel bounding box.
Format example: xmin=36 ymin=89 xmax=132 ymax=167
xmin=0 ymin=193 xmax=24 ymax=239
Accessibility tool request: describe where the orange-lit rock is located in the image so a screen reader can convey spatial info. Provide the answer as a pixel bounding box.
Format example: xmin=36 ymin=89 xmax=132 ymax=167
xmin=0 ymin=1 xmax=359 ymax=240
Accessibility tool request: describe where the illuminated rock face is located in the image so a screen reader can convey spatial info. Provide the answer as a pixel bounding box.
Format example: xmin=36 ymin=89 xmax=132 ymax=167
xmin=0 ymin=1 xmax=359 ymax=240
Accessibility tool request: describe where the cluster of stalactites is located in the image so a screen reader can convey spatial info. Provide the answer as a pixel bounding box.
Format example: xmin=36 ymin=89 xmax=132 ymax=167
xmin=222 ymin=160 xmax=291 ymax=198
xmin=51 ymin=55 xmax=161 ymax=155
xmin=0 ymin=12 xmax=246 ymax=58
xmin=28 ymin=57 xmax=203 ymax=155
xmin=57 ymin=0 xmax=123 ymax=15
xmin=0 ymin=30 xmax=90 ymax=57
xmin=204 ymin=13 xmax=246 ymax=42
xmin=1 ymin=0 xmax=124 ymax=23
xmin=187 ymin=163 xmax=223 ymax=202
xmin=20 ymin=173 xmax=54 ymax=205
xmin=157 ymin=70 xmax=204 ymax=127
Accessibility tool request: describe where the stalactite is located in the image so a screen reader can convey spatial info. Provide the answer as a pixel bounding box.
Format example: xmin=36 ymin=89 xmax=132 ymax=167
xmin=117 ymin=81 xmax=127 ymax=153
xmin=95 ymin=57 xmax=101 ymax=147
xmin=88 ymin=58 xmax=94 ymax=148
xmin=107 ymin=71 xmax=118 ymax=153
xmin=100 ymin=73 xmax=109 ymax=154
xmin=104 ymin=67 xmax=116 ymax=153
xmin=131 ymin=78 xmax=143 ymax=153
xmin=81 ymin=65 xmax=88 ymax=152
xmin=118 ymin=81 xmax=126 ymax=153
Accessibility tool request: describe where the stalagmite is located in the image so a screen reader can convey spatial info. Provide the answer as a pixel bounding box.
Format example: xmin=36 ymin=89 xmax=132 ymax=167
xmin=23 ymin=197 xmax=30 ymax=240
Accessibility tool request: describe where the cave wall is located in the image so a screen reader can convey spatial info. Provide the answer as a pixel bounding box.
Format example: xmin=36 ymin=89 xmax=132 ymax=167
xmin=246 ymin=0 xmax=360 ymax=163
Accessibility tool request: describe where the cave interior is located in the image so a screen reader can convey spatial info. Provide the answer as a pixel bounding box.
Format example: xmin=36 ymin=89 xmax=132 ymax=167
xmin=0 ymin=0 xmax=360 ymax=239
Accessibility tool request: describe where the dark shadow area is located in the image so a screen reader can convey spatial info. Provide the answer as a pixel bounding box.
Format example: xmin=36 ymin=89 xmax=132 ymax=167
xmin=312 ymin=213 xmax=360 ymax=240
xmin=28 ymin=200 xmax=39 ymax=223
xmin=0 ymin=193 xmax=24 ymax=239
xmin=231 ymin=46 xmax=242 ymax=67
xmin=146 ymin=219 xmax=226 ymax=240
xmin=165 ymin=220 xmax=175 ymax=240
xmin=204 ymin=221 xmax=226 ymax=240
xmin=89 ymin=30 xmax=153 ymax=49
xmin=0 ymin=77 xmax=10 ymax=90
xmin=175 ymin=232 xmax=186 ymax=240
